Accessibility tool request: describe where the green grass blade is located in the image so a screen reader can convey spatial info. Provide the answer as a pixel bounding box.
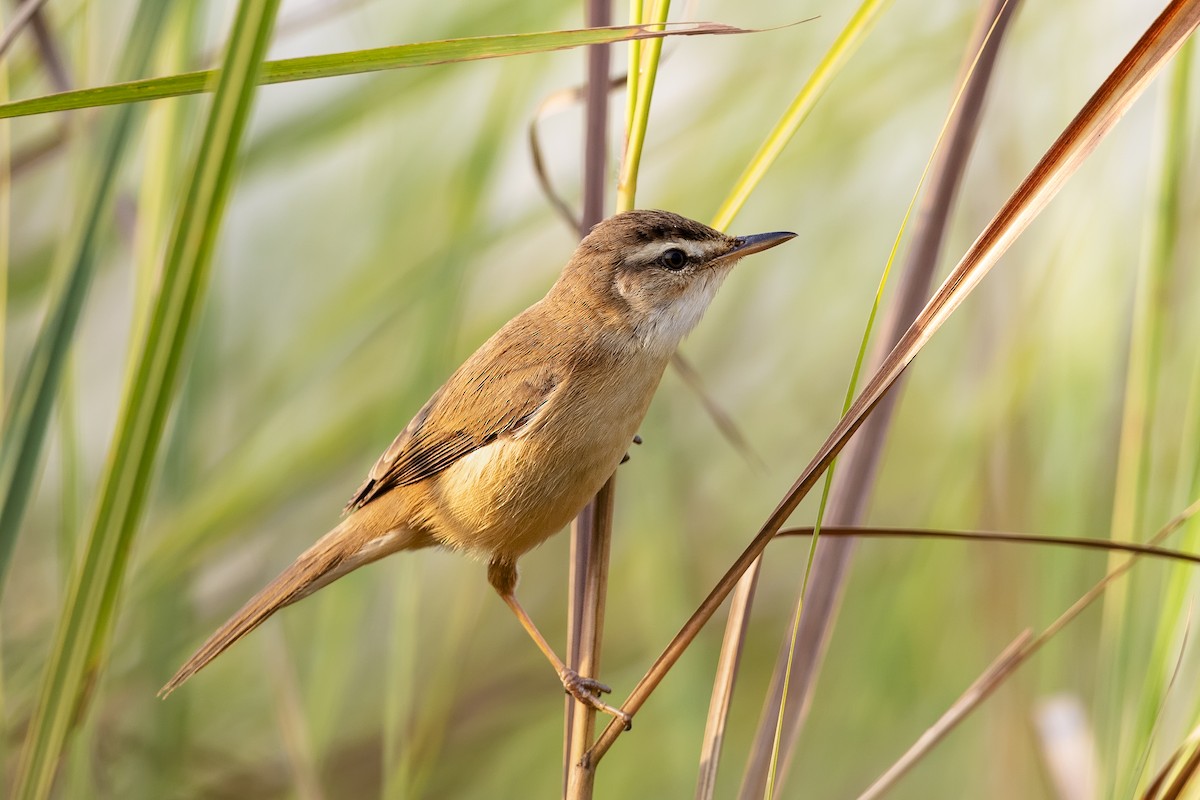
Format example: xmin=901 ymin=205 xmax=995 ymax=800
xmin=0 ymin=0 xmax=170 ymax=598
xmin=0 ymin=22 xmax=744 ymax=120
xmin=10 ymin=2 xmax=281 ymax=797
xmin=616 ymin=0 xmax=670 ymax=211
xmin=1098 ymin=33 xmax=1195 ymax=795
xmin=710 ymin=0 xmax=893 ymax=231
xmin=1129 ymin=38 xmax=1194 ymax=792
xmin=625 ymin=0 xmax=643 ymax=135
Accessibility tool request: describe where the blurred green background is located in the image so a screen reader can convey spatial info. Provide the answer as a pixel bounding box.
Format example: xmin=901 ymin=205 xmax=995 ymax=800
xmin=2 ymin=1 xmax=1198 ymax=797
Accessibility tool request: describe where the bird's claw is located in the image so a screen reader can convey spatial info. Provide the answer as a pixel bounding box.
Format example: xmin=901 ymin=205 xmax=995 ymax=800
xmin=560 ymin=668 xmax=632 ymax=730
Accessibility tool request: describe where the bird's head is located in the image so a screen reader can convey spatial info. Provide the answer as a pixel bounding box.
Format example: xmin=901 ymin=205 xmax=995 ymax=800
xmin=554 ymin=210 xmax=795 ymax=355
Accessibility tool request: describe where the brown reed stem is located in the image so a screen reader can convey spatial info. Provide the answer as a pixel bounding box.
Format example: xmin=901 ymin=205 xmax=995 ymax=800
xmin=564 ymin=0 xmax=612 ymax=796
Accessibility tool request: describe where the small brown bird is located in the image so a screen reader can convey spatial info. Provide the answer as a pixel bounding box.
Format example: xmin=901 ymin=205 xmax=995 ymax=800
xmin=161 ymin=210 xmax=794 ymax=723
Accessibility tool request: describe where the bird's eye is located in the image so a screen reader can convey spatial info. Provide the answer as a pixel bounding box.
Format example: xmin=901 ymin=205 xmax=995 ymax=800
xmin=660 ymin=248 xmax=688 ymax=271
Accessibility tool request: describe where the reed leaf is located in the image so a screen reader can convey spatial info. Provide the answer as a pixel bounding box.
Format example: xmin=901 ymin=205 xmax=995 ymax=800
xmin=710 ymin=0 xmax=894 ymax=232
xmin=0 ymin=22 xmax=748 ymax=120
xmin=0 ymin=0 xmax=169 ymax=600
xmin=10 ymin=2 xmax=281 ymax=797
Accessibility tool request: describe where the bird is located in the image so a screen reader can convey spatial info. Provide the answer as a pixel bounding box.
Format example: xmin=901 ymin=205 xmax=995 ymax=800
xmin=160 ymin=209 xmax=795 ymax=724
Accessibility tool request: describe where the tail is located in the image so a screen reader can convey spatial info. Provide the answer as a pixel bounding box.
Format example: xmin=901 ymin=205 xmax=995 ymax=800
xmin=160 ymin=520 xmax=420 ymax=697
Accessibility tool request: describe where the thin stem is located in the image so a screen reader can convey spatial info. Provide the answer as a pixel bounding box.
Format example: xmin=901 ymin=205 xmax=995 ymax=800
xmin=564 ymin=1 xmax=612 ymax=796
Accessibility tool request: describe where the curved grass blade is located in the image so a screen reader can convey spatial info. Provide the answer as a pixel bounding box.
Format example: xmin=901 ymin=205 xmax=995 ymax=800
xmin=774 ymin=525 xmax=1200 ymax=566
xmin=0 ymin=0 xmax=170 ymax=599
xmin=586 ymin=0 xmax=1200 ymax=765
xmin=0 ymin=22 xmax=749 ymax=120
xmin=710 ymin=0 xmax=894 ymax=232
xmin=10 ymin=2 xmax=282 ymax=797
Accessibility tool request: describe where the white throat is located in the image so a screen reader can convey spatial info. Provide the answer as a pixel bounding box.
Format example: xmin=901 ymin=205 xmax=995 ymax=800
xmin=634 ymin=268 xmax=730 ymax=356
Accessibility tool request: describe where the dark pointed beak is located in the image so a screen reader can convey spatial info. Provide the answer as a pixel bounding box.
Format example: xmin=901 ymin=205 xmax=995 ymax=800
xmin=721 ymin=230 xmax=797 ymax=262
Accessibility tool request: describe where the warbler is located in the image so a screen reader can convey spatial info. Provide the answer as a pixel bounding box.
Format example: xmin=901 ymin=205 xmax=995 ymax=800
xmin=161 ymin=209 xmax=795 ymax=724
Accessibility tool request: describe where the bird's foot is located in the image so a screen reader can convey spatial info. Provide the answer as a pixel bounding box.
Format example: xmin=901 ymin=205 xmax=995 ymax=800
xmin=620 ymin=434 xmax=644 ymax=465
xmin=559 ymin=668 xmax=632 ymax=730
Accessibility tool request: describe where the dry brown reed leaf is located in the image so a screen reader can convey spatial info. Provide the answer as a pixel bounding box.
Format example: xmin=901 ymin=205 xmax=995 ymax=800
xmin=857 ymin=497 xmax=1200 ymax=797
xmin=737 ymin=3 xmax=1020 ymax=795
xmin=528 ymin=77 xmax=626 ymax=235
xmin=582 ymin=0 xmax=1200 ymax=769
xmin=857 ymin=632 xmax=1034 ymax=800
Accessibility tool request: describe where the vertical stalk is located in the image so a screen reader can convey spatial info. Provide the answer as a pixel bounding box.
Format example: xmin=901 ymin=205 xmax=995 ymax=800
xmin=570 ymin=1 xmax=665 ymax=795
xmin=615 ymin=0 xmax=668 ymax=212
xmin=565 ymin=482 xmax=615 ymax=800
xmin=564 ymin=1 xmax=612 ymax=797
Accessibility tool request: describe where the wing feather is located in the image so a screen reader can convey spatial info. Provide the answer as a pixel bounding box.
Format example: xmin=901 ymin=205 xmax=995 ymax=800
xmin=344 ymin=325 xmax=562 ymax=512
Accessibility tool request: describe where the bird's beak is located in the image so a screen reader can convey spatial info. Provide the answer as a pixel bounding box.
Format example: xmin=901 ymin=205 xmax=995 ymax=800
xmin=719 ymin=230 xmax=797 ymax=263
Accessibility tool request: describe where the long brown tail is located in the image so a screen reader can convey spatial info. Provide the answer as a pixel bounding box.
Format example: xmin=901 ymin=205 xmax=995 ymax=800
xmin=160 ymin=520 xmax=420 ymax=697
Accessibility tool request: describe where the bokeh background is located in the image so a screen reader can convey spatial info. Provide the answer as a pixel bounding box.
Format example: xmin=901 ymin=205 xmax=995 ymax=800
xmin=3 ymin=1 xmax=1199 ymax=797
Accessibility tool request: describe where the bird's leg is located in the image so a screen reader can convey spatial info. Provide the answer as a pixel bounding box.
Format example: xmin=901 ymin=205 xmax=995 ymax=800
xmin=487 ymin=559 xmax=631 ymax=729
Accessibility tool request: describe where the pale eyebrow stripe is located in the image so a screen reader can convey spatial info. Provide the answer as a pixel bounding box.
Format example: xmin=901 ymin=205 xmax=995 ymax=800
xmin=623 ymin=239 xmax=715 ymax=263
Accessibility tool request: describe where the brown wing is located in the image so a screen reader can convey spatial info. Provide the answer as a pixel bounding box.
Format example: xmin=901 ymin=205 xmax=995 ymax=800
xmin=344 ymin=329 xmax=562 ymax=513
